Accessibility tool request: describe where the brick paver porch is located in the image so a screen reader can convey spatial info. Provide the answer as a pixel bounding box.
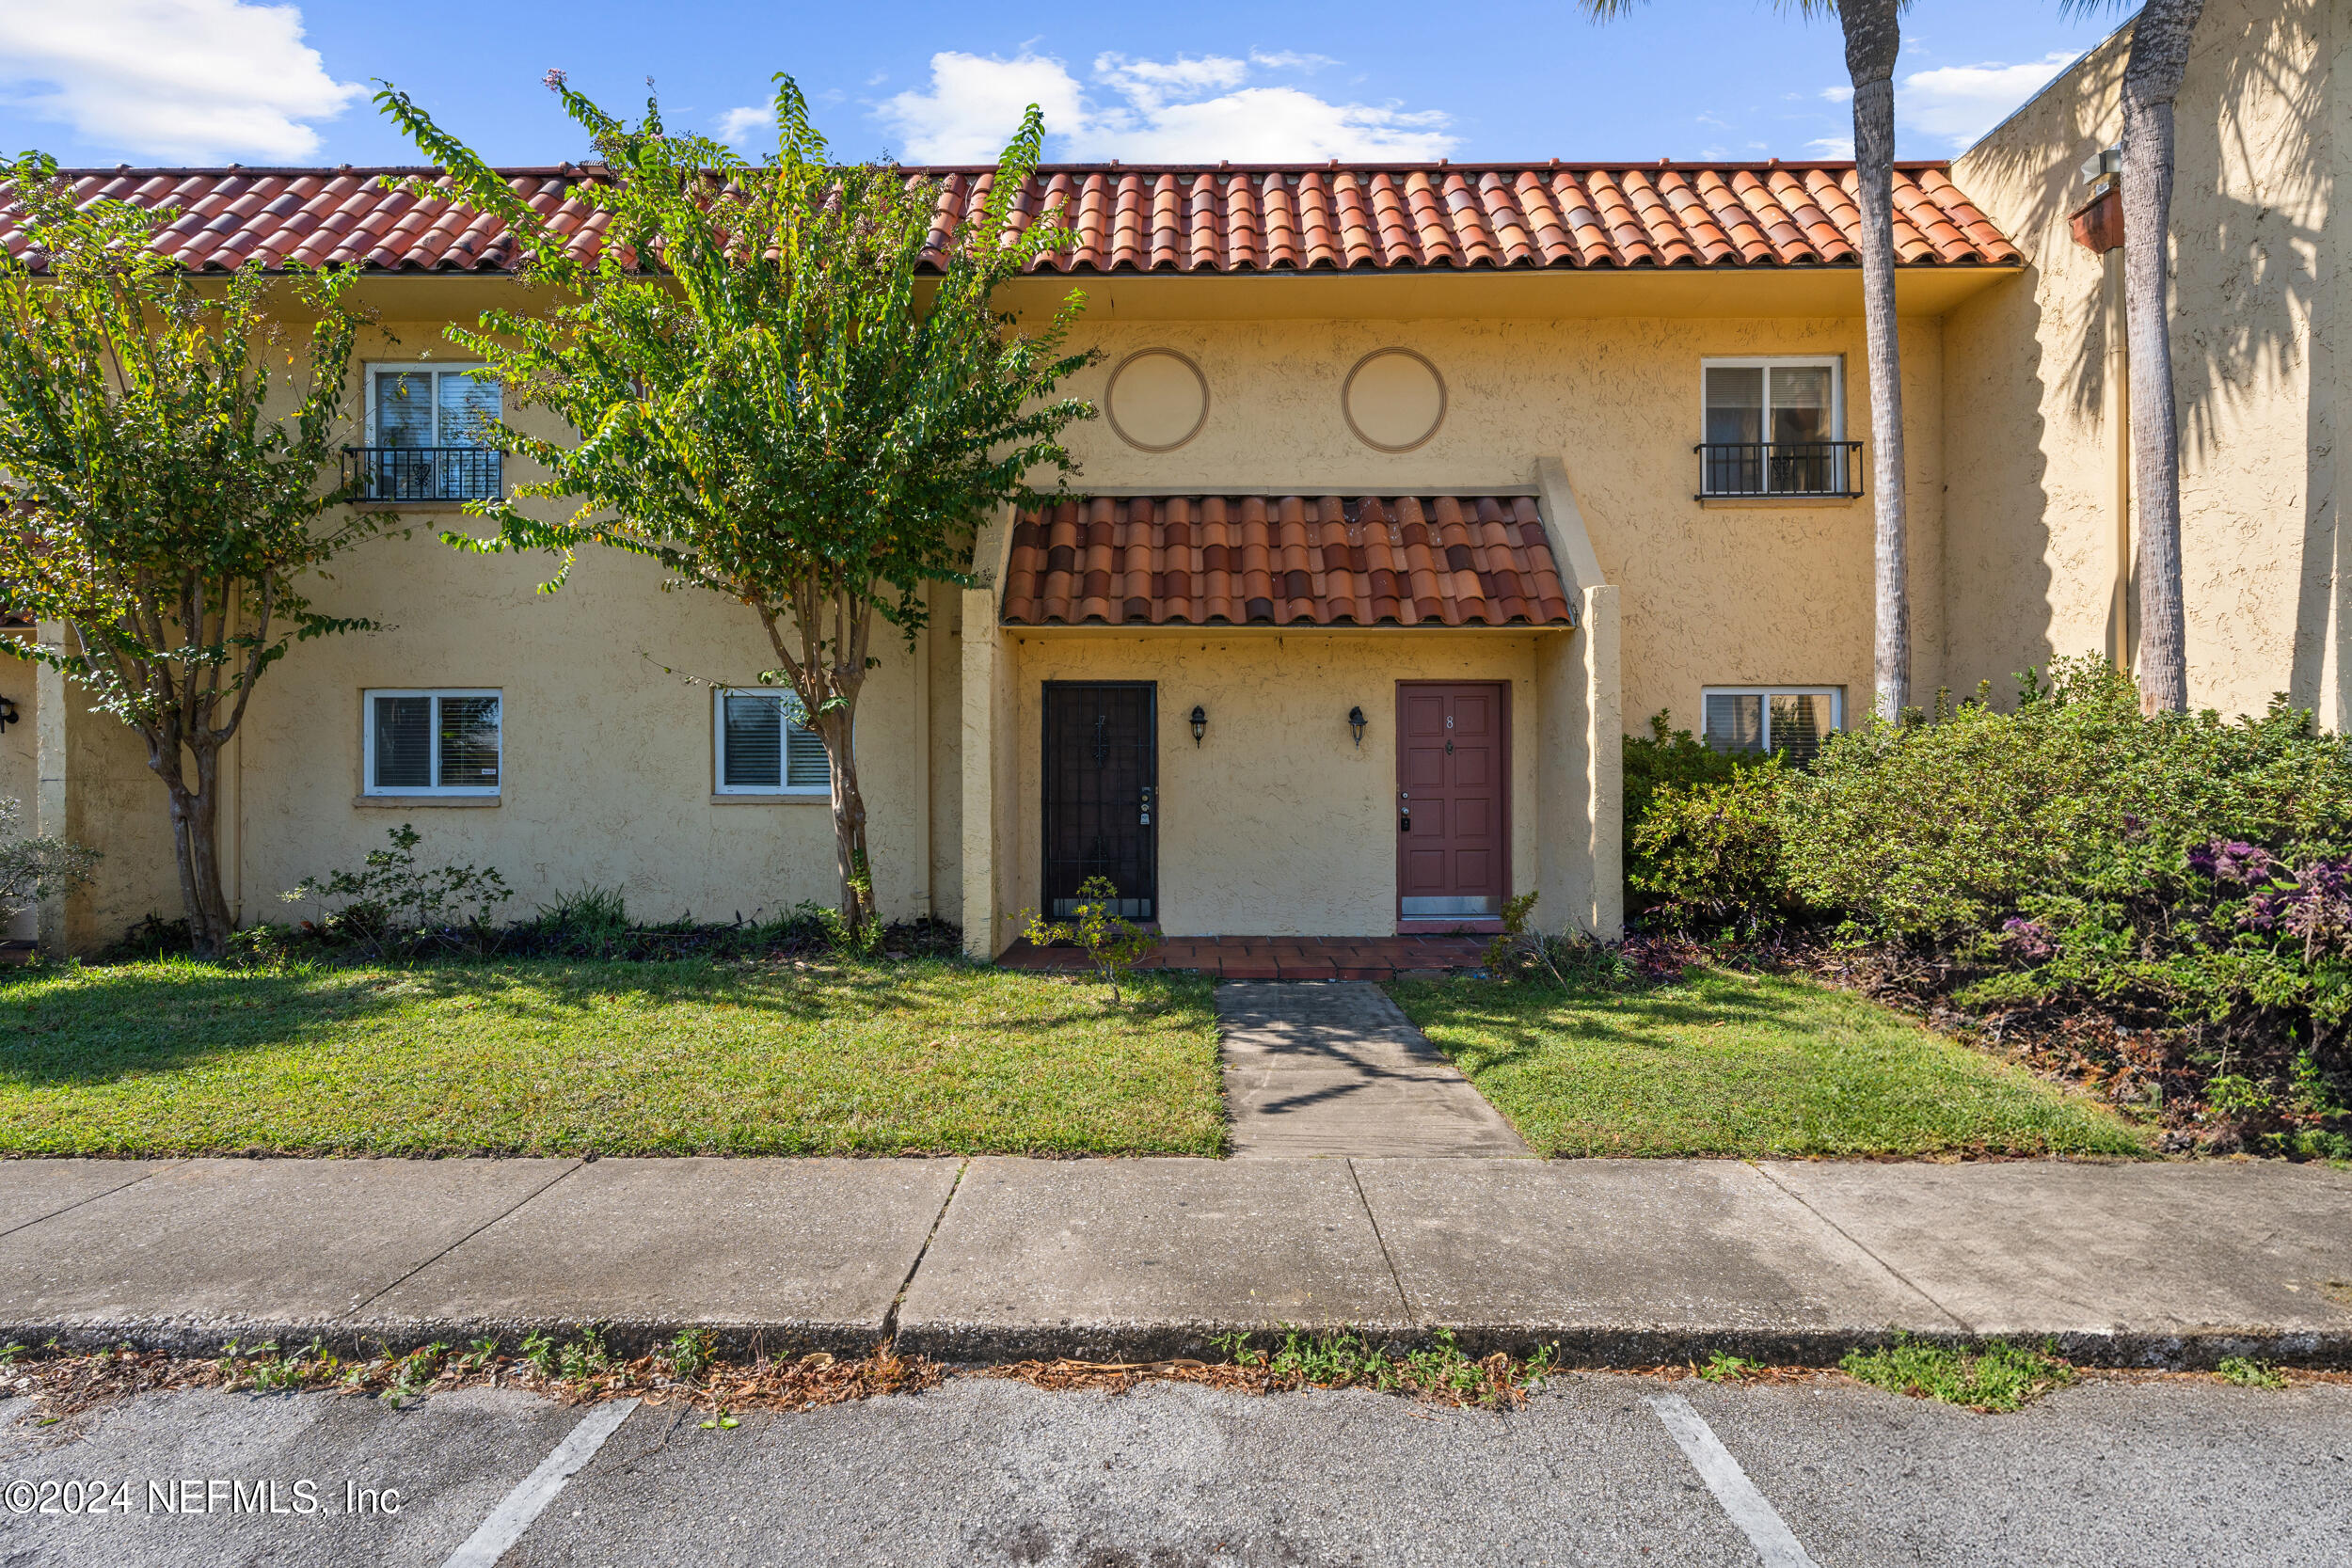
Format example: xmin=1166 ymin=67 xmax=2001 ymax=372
xmin=995 ymin=934 xmax=1490 ymax=981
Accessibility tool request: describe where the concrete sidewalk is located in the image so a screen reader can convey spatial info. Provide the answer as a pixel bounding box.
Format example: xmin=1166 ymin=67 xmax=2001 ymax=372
xmin=0 ymin=1156 xmax=2344 ymax=1367
xmin=1218 ymin=981 xmax=1531 ymax=1158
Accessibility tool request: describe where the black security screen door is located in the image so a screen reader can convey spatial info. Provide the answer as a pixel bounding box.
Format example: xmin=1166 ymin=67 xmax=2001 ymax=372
xmin=1042 ymin=683 xmax=1157 ymax=920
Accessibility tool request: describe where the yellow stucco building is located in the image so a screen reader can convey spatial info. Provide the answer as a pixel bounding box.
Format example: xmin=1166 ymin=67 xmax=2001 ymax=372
xmin=3 ymin=0 xmax=2340 ymax=956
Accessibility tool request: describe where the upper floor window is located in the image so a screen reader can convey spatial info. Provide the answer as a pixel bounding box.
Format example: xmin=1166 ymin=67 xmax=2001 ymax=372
xmin=1696 ymin=357 xmax=1859 ymax=499
xmin=350 ymin=364 xmax=502 ymax=502
xmin=1702 ymin=686 xmax=1841 ymax=766
xmin=364 ymin=689 xmax=501 ymax=795
xmin=714 ymin=689 xmax=831 ymax=795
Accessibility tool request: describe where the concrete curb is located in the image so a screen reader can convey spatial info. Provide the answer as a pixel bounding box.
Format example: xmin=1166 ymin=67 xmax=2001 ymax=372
xmin=13 ymin=1317 xmax=2351 ymax=1372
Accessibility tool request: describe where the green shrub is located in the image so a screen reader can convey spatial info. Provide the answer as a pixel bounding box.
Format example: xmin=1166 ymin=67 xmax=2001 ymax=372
xmin=1777 ymin=657 xmax=2352 ymax=1151
xmin=1624 ymin=712 xmax=1760 ymax=884
xmin=1629 ymin=759 xmax=1790 ymax=932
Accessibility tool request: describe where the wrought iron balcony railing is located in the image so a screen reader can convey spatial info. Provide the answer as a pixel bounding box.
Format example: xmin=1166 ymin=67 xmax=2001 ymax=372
xmin=1693 ymin=440 xmax=1864 ymax=499
xmin=342 ymin=446 xmax=502 ymax=503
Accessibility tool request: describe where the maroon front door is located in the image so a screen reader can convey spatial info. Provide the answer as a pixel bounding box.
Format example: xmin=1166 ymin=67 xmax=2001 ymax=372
xmin=1396 ymin=683 xmax=1508 ymax=923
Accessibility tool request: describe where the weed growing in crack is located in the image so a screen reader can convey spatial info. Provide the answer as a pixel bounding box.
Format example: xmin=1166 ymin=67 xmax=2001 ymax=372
xmin=1206 ymin=1328 xmax=1554 ymax=1409
xmin=1840 ymin=1336 xmax=2076 ymax=1413
xmin=2214 ymin=1356 xmax=2288 ymax=1389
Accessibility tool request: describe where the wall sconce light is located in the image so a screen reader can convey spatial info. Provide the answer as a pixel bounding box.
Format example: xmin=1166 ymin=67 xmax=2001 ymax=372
xmin=0 ymin=697 xmax=16 ymax=734
xmin=1189 ymin=705 xmax=1207 ymax=747
xmin=1347 ymin=705 xmax=1366 ymax=748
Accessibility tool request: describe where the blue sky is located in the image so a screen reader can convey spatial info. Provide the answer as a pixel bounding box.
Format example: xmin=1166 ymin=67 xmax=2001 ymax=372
xmin=1 ymin=0 xmax=2127 ymax=169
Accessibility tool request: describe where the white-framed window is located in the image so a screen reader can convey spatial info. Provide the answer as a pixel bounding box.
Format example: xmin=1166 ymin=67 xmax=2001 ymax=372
xmin=363 ymin=689 xmax=502 ymax=796
xmin=713 ymin=688 xmax=831 ymax=795
xmin=360 ymin=362 xmax=502 ymax=500
xmin=1702 ymin=687 xmax=1842 ymax=764
xmin=1698 ymin=356 xmax=1853 ymax=497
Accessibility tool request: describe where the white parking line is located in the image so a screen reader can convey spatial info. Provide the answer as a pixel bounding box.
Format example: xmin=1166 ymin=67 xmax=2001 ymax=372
xmin=1645 ymin=1392 xmax=1821 ymax=1568
xmin=441 ymin=1398 xmax=639 ymax=1568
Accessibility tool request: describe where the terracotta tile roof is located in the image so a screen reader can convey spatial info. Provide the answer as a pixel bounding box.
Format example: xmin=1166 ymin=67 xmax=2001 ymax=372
xmin=1001 ymin=495 xmax=1576 ymax=629
xmin=0 ymin=162 xmax=2019 ymax=276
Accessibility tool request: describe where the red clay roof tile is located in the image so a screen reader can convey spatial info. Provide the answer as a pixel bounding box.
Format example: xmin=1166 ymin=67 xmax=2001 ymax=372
xmin=1002 ymin=495 xmax=1576 ymax=629
xmin=1 ymin=163 xmax=2020 ymax=277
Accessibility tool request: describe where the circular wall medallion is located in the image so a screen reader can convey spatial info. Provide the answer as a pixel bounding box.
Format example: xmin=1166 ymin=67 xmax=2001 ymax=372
xmin=1343 ymin=348 xmax=1447 ymax=453
xmin=1104 ymin=349 xmax=1211 ymax=452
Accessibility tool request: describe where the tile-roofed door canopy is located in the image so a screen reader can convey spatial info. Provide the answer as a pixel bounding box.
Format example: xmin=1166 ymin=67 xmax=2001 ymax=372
xmin=0 ymin=162 xmax=2020 ymax=277
xmin=1002 ymin=495 xmax=1576 ymax=629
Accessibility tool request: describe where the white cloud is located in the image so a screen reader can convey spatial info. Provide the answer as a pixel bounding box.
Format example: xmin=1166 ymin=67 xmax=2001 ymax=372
xmin=715 ymin=104 xmax=773 ymax=145
xmin=1899 ymin=52 xmax=2078 ymax=148
xmin=0 ymin=0 xmax=359 ymax=162
xmin=875 ymin=48 xmax=1455 ymax=165
xmin=1820 ymin=85 xmax=1854 ymax=103
xmin=878 ymin=51 xmax=1088 ymax=163
xmin=1805 ymin=135 xmax=1856 ymax=159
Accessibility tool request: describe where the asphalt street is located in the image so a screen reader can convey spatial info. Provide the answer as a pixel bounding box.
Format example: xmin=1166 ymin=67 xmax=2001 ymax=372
xmin=0 ymin=1374 xmax=2344 ymax=1567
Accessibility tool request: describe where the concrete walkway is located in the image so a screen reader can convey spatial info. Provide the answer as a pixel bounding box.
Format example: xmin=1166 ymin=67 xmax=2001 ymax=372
xmin=0 ymin=1156 xmax=2344 ymax=1368
xmin=1218 ymin=980 xmax=1531 ymax=1158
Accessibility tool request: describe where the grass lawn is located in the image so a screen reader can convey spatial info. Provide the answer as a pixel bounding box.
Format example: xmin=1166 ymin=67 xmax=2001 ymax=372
xmin=1389 ymin=969 xmax=2149 ymax=1159
xmin=0 ymin=958 xmax=1223 ymax=1158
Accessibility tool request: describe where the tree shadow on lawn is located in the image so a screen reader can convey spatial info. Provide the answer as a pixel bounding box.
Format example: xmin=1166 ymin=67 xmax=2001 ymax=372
xmin=0 ymin=958 xmax=1213 ymax=1090
xmin=1391 ymin=974 xmax=1802 ymax=1081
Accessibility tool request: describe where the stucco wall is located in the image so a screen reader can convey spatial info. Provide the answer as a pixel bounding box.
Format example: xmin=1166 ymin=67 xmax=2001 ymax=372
xmin=1945 ymin=0 xmax=2339 ymax=717
xmin=1047 ymin=315 xmax=1944 ymax=737
xmin=44 ymin=283 xmax=1963 ymax=946
xmin=1000 ymin=631 xmax=1549 ymax=939
xmin=0 ymin=643 xmax=35 ymax=942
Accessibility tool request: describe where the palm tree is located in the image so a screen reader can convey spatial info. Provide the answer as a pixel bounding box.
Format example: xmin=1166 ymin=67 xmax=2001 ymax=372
xmin=1581 ymin=0 xmax=1913 ymax=721
xmin=2072 ymin=0 xmax=2207 ymax=712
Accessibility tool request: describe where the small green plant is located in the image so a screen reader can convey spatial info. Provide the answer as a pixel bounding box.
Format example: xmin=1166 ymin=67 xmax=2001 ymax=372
xmin=250 ymin=1339 xmax=325 ymax=1392
xmin=558 ymin=1328 xmax=611 ymax=1383
xmin=665 ymin=1328 xmax=715 ymax=1383
xmin=283 ymin=823 xmax=512 ymax=957
xmin=1022 ymin=876 xmax=1157 ymax=1004
xmin=1214 ymin=1327 xmax=1548 ymax=1410
xmin=520 ymin=1329 xmax=558 ymax=1379
xmin=0 ymin=797 xmax=100 ymax=927
xmin=698 ymin=1405 xmax=740 ymax=1431
xmin=1841 ymin=1335 xmax=2076 ymax=1413
xmin=380 ymin=1342 xmax=446 ymax=1407
xmin=2214 ymin=1356 xmax=2288 ymax=1389
xmin=454 ymin=1338 xmax=502 ymax=1376
xmin=0 ymin=1343 xmax=25 ymax=1368
xmin=1697 ymin=1352 xmax=1758 ymax=1383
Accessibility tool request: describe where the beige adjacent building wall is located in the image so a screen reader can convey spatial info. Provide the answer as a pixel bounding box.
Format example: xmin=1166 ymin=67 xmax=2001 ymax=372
xmin=1047 ymin=314 xmax=1948 ymax=736
xmin=1944 ymin=0 xmax=2343 ymax=719
xmin=24 ymin=284 xmax=1970 ymax=950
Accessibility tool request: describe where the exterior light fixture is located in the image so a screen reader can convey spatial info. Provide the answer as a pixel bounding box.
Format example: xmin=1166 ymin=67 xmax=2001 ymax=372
xmin=2077 ymin=145 xmax=2122 ymax=187
xmin=1189 ymin=705 xmax=1207 ymax=746
xmin=1348 ymin=705 xmax=1367 ymax=747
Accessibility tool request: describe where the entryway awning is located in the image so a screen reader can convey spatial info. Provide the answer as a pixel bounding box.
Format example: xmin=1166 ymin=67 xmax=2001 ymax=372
xmin=1000 ymin=494 xmax=1577 ymax=629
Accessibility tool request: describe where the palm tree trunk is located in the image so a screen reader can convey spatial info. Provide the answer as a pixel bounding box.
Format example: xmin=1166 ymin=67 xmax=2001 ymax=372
xmin=2120 ymin=0 xmax=2206 ymax=713
xmin=1844 ymin=0 xmax=1910 ymax=722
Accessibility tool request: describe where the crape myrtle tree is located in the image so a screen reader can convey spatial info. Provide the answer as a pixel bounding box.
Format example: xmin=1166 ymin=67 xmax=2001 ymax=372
xmin=0 ymin=153 xmax=381 ymax=958
xmin=1581 ymin=0 xmax=1915 ymax=721
xmin=374 ymin=73 xmax=1094 ymax=932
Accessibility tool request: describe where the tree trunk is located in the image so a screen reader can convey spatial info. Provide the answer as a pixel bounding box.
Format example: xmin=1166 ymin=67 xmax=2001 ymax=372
xmin=158 ymin=740 xmax=234 ymax=959
xmin=2120 ymin=0 xmax=2206 ymax=714
xmin=1845 ymin=0 xmax=1910 ymax=722
xmin=809 ymin=693 xmax=877 ymax=934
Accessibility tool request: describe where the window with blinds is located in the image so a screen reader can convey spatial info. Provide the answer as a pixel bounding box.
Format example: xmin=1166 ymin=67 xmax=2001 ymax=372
xmin=714 ymin=689 xmax=831 ymax=795
xmin=1697 ymin=357 xmax=1850 ymax=498
xmin=1701 ymin=687 xmax=1842 ymax=766
xmin=365 ymin=364 xmax=502 ymax=500
xmin=363 ymin=690 xmax=501 ymax=795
